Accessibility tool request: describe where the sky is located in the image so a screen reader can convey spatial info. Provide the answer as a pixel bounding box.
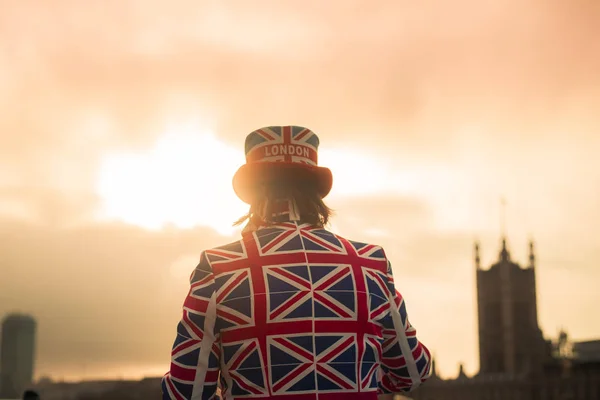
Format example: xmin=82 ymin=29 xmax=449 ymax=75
xmin=1 ymin=0 xmax=599 ymax=382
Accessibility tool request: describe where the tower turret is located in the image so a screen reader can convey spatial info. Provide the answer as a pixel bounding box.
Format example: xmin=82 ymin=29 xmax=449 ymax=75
xmin=431 ymin=355 xmax=438 ymax=378
xmin=457 ymin=363 xmax=467 ymax=379
xmin=475 ymin=241 xmax=481 ymax=269
xmin=529 ymin=240 xmax=535 ymax=269
xmin=499 ymin=237 xmax=510 ymax=262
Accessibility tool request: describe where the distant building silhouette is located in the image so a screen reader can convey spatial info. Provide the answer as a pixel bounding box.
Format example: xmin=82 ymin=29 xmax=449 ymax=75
xmin=410 ymin=237 xmax=600 ymax=400
xmin=573 ymin=340 xmax=600 ymax=364
xmin=0 ymin=314 xmax=37 ymax=398
xmin=476 ymin=238 xmax=549 ymax=376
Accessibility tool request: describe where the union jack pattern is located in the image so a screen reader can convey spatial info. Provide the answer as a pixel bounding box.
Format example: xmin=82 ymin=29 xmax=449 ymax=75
xmin=162 ymin=221 xmax=432 ymax=400
xmin=244 ymin=126 xmax=320 ymax=166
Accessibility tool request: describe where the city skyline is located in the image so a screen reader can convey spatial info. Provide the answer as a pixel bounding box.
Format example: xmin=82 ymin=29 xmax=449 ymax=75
xmin=1 ymin=0 xmax=599 ymax=383
xmin=1 ymin=233 xmax=594 ymax=383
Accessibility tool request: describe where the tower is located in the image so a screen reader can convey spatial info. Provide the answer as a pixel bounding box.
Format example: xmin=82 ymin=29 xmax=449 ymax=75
xmin=0 ymin=314 xmax=37 ymax=398
xmin=475 ymin=238 xmax=545 ymax=376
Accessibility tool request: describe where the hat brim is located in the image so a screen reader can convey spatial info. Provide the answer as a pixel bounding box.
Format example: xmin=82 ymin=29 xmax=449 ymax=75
xmin=232 ymin=162 xmax=333 ymax=204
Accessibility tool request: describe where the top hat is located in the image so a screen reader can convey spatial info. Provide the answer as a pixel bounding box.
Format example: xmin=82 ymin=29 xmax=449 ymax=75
xmin=232 ymin=126 xmax=333 ymax=204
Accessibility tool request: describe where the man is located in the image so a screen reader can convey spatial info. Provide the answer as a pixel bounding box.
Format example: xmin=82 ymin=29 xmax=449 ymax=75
xmin=162 ymin=126 xmax=431 ymax=399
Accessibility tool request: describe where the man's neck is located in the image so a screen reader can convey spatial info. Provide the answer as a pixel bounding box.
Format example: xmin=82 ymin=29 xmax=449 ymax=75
xmin=242 ymin=198 xmax=305 ymax=234
xmin=265 ymin=198 xmax=301 ymax=222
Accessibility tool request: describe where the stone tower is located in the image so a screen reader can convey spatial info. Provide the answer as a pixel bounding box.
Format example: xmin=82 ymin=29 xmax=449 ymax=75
xmin=475 ymin=238 xmax=546 ymax=376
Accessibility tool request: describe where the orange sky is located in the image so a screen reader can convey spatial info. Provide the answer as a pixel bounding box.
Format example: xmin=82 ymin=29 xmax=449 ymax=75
xmin=1 ymin=0 xmax=599 ymax=382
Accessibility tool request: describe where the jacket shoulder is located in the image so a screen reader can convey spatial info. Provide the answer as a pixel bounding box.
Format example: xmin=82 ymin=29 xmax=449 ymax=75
xmin=203 ymin=238 xmax=246 ymax=265
xmin=318 ymin=229 xmax=388 ymax=262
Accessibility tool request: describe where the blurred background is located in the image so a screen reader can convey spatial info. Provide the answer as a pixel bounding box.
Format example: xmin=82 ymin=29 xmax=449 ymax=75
xmin=1 ymin=0 xmax=599 ymax=399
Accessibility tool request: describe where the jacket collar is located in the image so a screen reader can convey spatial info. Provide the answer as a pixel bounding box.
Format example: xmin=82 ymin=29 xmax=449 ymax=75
xmin=241 ymin=199 xmax=321 ymax=236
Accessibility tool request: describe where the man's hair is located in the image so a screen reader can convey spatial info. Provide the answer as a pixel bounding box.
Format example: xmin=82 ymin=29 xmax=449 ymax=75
xmin=234 ymin=180 xmax=333 ymax=227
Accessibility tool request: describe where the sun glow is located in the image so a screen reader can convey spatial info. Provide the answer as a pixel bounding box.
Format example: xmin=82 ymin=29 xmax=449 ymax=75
xmin=320 ymin=148 xmax=422 ymax=197
xmin=95 ymin=126 xmax=429 ymax=235
xmin=95 ymin=123 xmax=247 ymax=235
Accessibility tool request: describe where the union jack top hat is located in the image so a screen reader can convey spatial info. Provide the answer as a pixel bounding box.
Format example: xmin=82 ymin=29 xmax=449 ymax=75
xmin=232 ymin=126 xmax=333 ymax=204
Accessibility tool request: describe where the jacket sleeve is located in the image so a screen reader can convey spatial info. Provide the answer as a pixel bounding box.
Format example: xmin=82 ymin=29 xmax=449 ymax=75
xmin=162 ymin=251 xmax=221 ymax=400
xmin=378 ymin=258 xmax=432 ymax=394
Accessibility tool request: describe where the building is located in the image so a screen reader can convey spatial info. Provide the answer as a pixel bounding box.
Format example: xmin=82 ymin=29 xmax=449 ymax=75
xmin=476 ymin=239 xmax=549 ymax=376
xmin=573 ymin=340 xmax=600 ymax=364
xmin=409 ymin=237 xmax=600 ymax=400
xmin=0 ymin=314 xmax=37 ymax=398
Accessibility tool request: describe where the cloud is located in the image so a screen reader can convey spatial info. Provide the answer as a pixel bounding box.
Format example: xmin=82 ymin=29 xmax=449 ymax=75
xmin=2 ymin=0 xmax=598 ymax=208
xmin=2 ymin=0 xmax=599 ymax=146
xmin=0 ymin=217 xmax=228 ymax=376
xmin=0 ymin=186 xmax=100 ymax=227
xmin=2 ymin=0 xmax=598 ymax=192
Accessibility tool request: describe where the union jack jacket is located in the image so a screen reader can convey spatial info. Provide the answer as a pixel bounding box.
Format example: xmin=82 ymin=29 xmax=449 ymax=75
xmin=162 ymin=220 xmax=432 ymax=400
